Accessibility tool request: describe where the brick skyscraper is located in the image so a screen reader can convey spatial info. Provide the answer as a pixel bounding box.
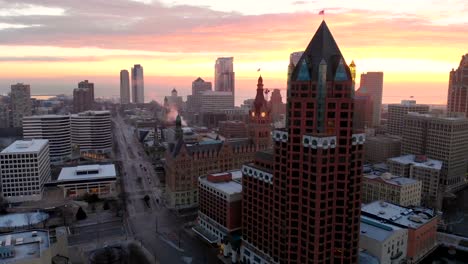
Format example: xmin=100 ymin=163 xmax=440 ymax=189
xmin=447 ymin=54 xmax=468 ymax=116
xmin=241 ymin=21 xmax=364 ymax=264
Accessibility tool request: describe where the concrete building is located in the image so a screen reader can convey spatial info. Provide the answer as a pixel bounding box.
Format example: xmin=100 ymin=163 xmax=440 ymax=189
xmin=353 ymin=93 xmax=374 ymax=130
xmin=447 ymin=54 xmax=468 ymax=117
xmin=362 ymin=172 xmax=422 ymax=206
xmin=219 ymin=121 xmax=248 ymax=138
xmin=0 ymin=103 xmax=10 ymax=128
xmin=388 ymin=155 xmax=443 ymax=209
xmin=364 ymin=134 xmax=401 ymax=163
xmin=269 ymin=89 xmax=286 ymax=122
xmin=131 ymin=64 xmax=144 ymax=104
xmin=0 ymin=140 xmax=50 ymax=203
xmin=0 ymin=228 xmax=68 ymax=264
xmin=194 ymin=170 xmax=242 ymax=244
xmin=56 ymin=164 xmax=117 ymax=198
xmin=362 ymin=201 xmax=439 ymax=263
xmin=241 ymin=22 xmax=364 ymax=263
xmin=215 ymin=57 xmax=235 ymax=105
xmin=10 ymin=83 xmax=32 ymax=128
xmin=387 ymin=100 xmax=429 ymax=136
xmin=22 ymin=115 xmax=72 ymax=164
xmin=187 ymin=77 xmax=212 ymax=113
xmin=359 ymin=216 xmax=408 ymax=264
xmin=401 ymin=113 xmax=468 ymax=193
xmin=200 ymin=91 xmax=234 ymax=113
xmin=359 ymin=72 xmax=384 ymax=127
xmin=73 ymin=80 xmax=94 ymax=113
xmin=164 ymin=88 xmax=184 ymax=112
xmin=120 ymin=69 xmax=130 ymax=104
xmin=71 ymin=111 xmax=112 ymax=154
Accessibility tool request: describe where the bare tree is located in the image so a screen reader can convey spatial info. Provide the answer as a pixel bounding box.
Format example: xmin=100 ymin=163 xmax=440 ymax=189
xmin=24 ymin=212 xmax=34 ymax=228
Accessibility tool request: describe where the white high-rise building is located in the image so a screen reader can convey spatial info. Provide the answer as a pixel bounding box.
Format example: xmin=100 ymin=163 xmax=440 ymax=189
xmin=71 ymin=111 xmax=112 ymax=154
xmin=120 ymin=69 xmax=130 ymax=104
xmin=10 ymin=83 xmax=32 ymax=128
xmin=0 ymin=139 xmax=51 ymax=202
xmin=22 ymin=115 xmax=72 ymax=164
xmin=131 ymin=64 xmax=144 ymax=104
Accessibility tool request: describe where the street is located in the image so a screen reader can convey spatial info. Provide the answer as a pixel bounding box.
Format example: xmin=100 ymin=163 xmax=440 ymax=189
xmin=113 ymin=113 xmax=219 ymax=264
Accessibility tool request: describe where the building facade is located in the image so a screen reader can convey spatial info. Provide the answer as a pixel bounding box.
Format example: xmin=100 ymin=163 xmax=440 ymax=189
xmin=401 ymin=113 xmax=468 ymax=193
xmin=187 ymin=77 xmax=212 ymax=113
xmin=353 ymin=93 xmax=373 ymax=130
xmin=269 ymin=89 xmax=286 ymax=122
xmin=358 ymin=72 xmax=384 ymax=127
xmin=200 ymin=91 xmax=234 ymax=113
xmin=362 ymin=172 xmax=422 ymax=206
xmin=73 ymin=80 xmax=94 ymax=113
xmin=364 ymin=134 xmax=401 ymax=163
xmin=241 ymin=21 xmax=364 ymax=264
xmin=194 ymin=170 xmax=242 ymax=244
xmin=362 ymin=201 xmax=438 ymax=264
xmin=56 ymin=164 xmax=117 ymax=198
xmin=359 ymin=216 xmax=408 ymax=264
xmin=387 ymin=100 xmax=429 ymax=136
xmin=215 ymin=57 xmax=235 ymax=106
xmin=10 ymin=83 xmax=32 ymax=128
xmin=164 ymin=88 xmax=184 ymax=112
xmin=219 ymin=121 xmax=248 ymax=138
xmin=131 ymin=64 xmax=144 ymax=104
xmin=164 ymin=139 xmax=258 ymax=209
xmin=0 ymin=140 xmax=50 ymax=202
xmin=120 ymin=69 xmax=130 ymax=104
xmin=22 ymin=115 xmax=72 ymax=164
xmin=447 ymin=54 xmax=468 ymax=116
xmin=71 ymin=111 xmax=112 ymax=154
xmin=388 ymin=155 xmax=443 ymax=209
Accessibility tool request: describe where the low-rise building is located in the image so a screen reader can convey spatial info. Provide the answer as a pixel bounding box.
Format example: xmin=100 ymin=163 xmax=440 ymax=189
xmin=360 ymin=216 xmax=408 ymax=264
xmin=194 ymin=170 xmax=242 ymax=244
xmin=388 ymin=155 xmax=443 ymax=209
xmin=0 ymin=140 xmax=51 ymax=203
xmin=362 ymin=201 xmax=439 ymax=263
xmin=56 ymin=164 xmax=117 ymax=198
xmin=364 ymin=134 xmax=401 ymax=163
xmin=0 ymin=228 xmax=68 ymax=264
xmin=363 ymin=172 xmax=422 ymax=206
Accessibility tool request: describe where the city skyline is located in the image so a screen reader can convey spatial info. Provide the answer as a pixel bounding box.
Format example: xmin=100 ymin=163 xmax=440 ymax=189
xmin=0 ymin=0 xmax=466 ymax=104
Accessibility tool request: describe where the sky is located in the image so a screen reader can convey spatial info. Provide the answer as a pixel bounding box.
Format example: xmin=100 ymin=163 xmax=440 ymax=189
xmin=0 ymin=0 xmax=466 ymax=105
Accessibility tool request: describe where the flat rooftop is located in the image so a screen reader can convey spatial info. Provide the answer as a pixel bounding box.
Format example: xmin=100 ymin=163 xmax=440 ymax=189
xmin=389 ymin=154 xmax=443 ymax=170
xmin=360 ymin=216 xmax=401 ymax=242
xmin=0 ymin=139 xmax=48 ymax=154
xmin=57 ymin=164 xmax=116 ymax=182
xmin=200 ymin=170 xmax=242 ymax=195
xmin=364 ymin=173 xmax=420 ymax=186
xmin=0 ymin=230 xmax=50 ymax=263
xmin=362 ymin=201 xmax=436 ymax=229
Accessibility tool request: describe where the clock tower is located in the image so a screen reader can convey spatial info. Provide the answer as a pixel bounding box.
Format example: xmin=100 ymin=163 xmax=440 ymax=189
xmin=248 ymin=76 xmax=272 ymax=150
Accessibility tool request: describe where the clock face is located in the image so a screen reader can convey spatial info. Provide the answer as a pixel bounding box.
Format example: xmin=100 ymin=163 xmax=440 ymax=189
xmin=261 ymin=112 xmax=266 ymax=117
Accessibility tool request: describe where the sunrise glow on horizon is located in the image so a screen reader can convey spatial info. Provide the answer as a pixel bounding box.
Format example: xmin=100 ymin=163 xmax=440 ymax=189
xmin=0 ymin=0 xmax=466 ymax=105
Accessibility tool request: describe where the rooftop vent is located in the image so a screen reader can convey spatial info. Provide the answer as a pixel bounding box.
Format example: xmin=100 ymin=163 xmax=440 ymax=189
xmin=379 ymin=211 xmax=386 ymax=215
